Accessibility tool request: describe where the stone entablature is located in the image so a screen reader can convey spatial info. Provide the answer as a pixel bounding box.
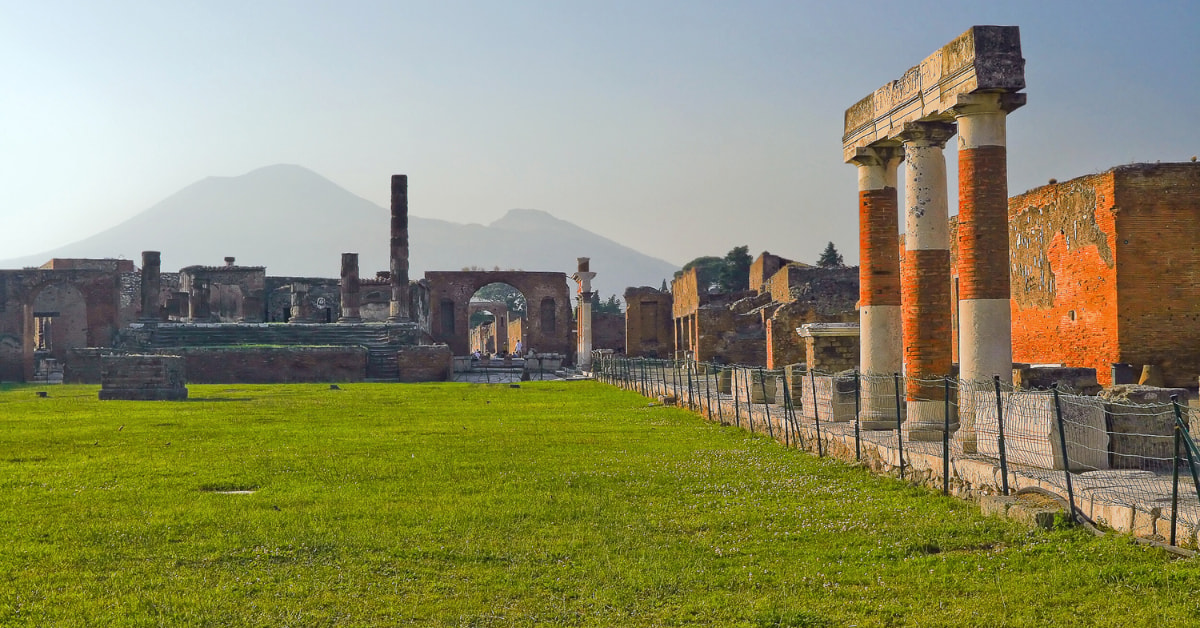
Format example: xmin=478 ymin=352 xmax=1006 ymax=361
xmin=842 ymin=25 xmax=1025 ymax=160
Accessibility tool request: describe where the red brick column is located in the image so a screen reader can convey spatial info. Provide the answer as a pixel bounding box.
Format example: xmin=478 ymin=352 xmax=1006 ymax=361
xmin=849 ymin=146 xmax=903 ymax=429
xmin=899 ymin=121 xmax=957 ymax=441
xmin=952 ymin=92 xmax=1025 ymax=451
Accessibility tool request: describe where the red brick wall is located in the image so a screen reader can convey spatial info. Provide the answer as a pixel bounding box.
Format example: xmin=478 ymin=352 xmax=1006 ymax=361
xmin=623 ymin=287 xmax=674 ymax=358
xmin=592 ymin=311 xmax=626 ymax=352
xmin=170 ymin=347 xmax=369 ymax=383
xmin=1008 ymin=171 xmax=1120 ymax=383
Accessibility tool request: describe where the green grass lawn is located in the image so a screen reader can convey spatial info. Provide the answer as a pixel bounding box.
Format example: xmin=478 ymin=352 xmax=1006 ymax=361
xmin=2 ymin=381 xmax=1199 ymax=627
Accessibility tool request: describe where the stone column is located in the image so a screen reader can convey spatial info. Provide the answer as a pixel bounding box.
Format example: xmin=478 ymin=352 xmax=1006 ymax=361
xmin=339 ymin=253 xmax=362 ymax=323
xmin=289 ymin=282 xmax=310 ymax=323
xmin=898 ymin=121 xmax=957 ymax=441
xmin=139 ymin=251 xmax=161 ymax=323
xmin=952 ymin=93 xmax=1025 ymax=451
xmin=388 ymin=174 xmax=411 ymax=322
xmin=188 ymin=277 xmax=211 ymax=322
xmin=849 ymin=146 xmax=903 ymax=429
xmin=572 ymin=257 xmax=597 ymax=370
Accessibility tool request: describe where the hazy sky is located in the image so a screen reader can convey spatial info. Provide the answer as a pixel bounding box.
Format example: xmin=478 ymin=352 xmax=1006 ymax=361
xmin=3 ymin=1 xmax=1198 ymax=267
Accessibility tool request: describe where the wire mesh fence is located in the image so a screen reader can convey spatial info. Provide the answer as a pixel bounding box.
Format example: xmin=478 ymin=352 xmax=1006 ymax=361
xmin=593 ymin=353 xmax=1200 ymax=547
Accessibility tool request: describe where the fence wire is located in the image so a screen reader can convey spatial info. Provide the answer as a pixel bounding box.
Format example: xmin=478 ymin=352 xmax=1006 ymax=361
xmin=592 ymin=354 xmax=1200 ymax=545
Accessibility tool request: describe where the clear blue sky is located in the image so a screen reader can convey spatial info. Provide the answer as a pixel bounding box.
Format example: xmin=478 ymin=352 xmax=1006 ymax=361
xmin=2 ymin=0 xmax=1197 ymax=267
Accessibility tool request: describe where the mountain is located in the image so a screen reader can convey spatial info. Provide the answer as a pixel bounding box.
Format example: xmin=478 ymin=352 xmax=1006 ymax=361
xmin=0 ymin=165 xmax=677 ymax=298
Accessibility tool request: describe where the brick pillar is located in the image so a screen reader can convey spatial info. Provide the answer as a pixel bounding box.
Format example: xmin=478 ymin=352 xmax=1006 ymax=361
xmin=388 ymin=174 xmax=411 ymax=322
xmin=952 ymin=93 xmax=1025 ymax=451
xmin=140 ymin=251 xmax=161 ymax=323
xmin=849 ymin=146 xmax=903 ymax=429
xmin=339 ymin=253 xmax=362 ymax=323
xmin=573 ymin=257 xmax=596 ymax=369
xmin=899 ymin=121 xmax=957 ymax=441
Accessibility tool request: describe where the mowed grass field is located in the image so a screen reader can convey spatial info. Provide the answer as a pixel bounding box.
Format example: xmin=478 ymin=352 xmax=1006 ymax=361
xmin=2 ymin=382 xmax=1200 ymax=627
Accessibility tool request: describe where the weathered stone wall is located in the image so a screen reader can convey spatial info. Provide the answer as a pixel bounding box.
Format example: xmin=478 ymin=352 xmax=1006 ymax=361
xmin=749 ymin=252 xmax=792 ymax=294
xmin=624 ymin=287 xmax=674 ymax=358
xmin=180 ymin=265 xmax=267 ymax=323
xmin=0 ymin=265 xmax=127 ymax=381
xmin=696 ymin=307 xmax=765 ymax=365
xmin=763 ymin=266 xmax=860 ymax=369
xmin=1111 ymin=164 xmax=1200 ymax=388
xmin=425 ymin=271 xmax=573 ymax=359
xmin=671 ymin=268 xmax=703 ymax=318
xmin=592 ymin=311 xmax=626 ymax=353
xmin=265 ymin=277 xmax=341 ymax=323
xmin=397 ymin=344 xmax=452 ymax=382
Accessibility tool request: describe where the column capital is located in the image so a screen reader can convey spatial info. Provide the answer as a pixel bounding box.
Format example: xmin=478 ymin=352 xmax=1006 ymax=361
xmin=848 ymin=144 xmax=904 ymax=168
xmin=898 ymin=121 xmax=956 ymax=148
xmin=950 ymin=92 xmax=1026 ymax=117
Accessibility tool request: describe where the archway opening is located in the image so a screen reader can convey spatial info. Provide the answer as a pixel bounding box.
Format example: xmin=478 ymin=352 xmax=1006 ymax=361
xmin=468 ymin=282 xmax=526 ymax=357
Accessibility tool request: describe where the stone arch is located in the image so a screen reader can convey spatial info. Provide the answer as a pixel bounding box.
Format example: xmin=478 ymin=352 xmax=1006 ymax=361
xmin=424 ymin=271 xmax=573 ymax=360
xmin=25 ymin=281 xmax=89 ymax=380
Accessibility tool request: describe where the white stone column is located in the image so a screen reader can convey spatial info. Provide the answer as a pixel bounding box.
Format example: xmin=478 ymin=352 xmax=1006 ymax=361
xmin=572 ymin=257 xmax=596 ymax=370
xmin=899 ymin=121 xmax=956 ymax=441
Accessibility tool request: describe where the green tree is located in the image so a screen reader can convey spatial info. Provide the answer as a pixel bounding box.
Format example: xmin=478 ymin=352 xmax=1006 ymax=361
xmin=593 ymin=294 xmax=622 ymax=314
xmin=817 ymin=242 xmax=844 ymax=268
xmin=719 ymin=245 xmax=752 ymax=292
xmin=673 ymin=245 xmax=753 ymax=292
xmin=470 ymin=283 xmax=526 ymax=327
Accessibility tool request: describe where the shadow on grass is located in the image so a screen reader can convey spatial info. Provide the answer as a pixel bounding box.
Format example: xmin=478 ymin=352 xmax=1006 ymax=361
xmin=185 ymin=398 xmax=256 ymax=403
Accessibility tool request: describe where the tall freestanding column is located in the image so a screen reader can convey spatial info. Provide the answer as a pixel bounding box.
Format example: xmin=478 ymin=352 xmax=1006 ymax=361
xmin=572 ymin=257 xmax=596 ymax=370
xmin=140 ymin=251 xmax=161 ymax=323
xmin=952 ymin=92 xmax=1026 ymax=450
xmin=388 ymin=174 xmax=411 ymax=322
xmin=899 ymin=121 xmax=957 ymax=441
xmin=849 ymin=146 xmax=904 ymax=429
xmin=339 ymin=253 xmax=362 ymax=323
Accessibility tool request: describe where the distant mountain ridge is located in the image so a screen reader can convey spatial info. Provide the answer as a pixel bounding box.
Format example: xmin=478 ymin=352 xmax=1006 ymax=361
xmin=0 ymin=165 xmax=678 ymax=298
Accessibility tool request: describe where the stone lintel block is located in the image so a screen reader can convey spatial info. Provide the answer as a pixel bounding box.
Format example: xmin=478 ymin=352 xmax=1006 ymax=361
xmin=843 ymin=25 xmax=1025 ymax=160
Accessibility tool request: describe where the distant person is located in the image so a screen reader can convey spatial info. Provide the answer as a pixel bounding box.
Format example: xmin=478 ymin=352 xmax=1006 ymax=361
xmin=515 ymin=340 xmax=524 ymax=355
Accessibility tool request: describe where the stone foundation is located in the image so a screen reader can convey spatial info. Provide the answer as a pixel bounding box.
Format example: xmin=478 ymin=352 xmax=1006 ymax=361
xmin=397 ymin=345 xmax=452 ymax=382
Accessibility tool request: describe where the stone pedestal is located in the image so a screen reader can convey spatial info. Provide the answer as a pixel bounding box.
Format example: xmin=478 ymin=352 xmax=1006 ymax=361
xmin=99 ymin=355 xmax=188 ymax=401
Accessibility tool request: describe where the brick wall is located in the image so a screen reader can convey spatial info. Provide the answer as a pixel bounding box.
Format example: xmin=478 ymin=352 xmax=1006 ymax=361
xmin=397 ymin=345 xmax=452 ymax=382
xmin=749 ymin=252 xmax=792 ymax=294
xmin=169 ymin=346 xmax=368 ymax=383
xmin=623 ymin=287 xmax=674 ymax=358
xmin=1008 ymin=171 xmax=1121 ymax=384
xmin=1112 ymin=163 xmax=1200 ymax=387
xmin=592 ymin=311 xmax=626 ymax=353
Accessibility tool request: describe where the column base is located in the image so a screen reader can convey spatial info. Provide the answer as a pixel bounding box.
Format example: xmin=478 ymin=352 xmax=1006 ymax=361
xmin=905 ymin=400 xmax=958 ymax=442
xmin=337 ymin=317 xmax=363 ymax=324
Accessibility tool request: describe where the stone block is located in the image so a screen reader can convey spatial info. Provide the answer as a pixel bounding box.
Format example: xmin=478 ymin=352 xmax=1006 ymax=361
xmin=99 ymin=355 xmax=188 ymax=401
xmin=1099 ymin=385 xmax=1189 ymax=471
xmin=1013 ymin=366 xmax=1101 ymax=395
xmin=748 ymin=369 xmax=779 ymax=404
xmin=976 ymin=391 xmax=1109 ymax=471
xmin=799 ymin=374 xmax=856 ymax=422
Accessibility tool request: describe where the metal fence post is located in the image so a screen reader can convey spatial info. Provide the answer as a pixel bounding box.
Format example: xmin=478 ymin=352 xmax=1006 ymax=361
xmin=704 ymin=363 xmax=713 ymax=421
xmin=894 ymin=372 xmax=904 ymax=480
xmin=810 ymin=368 xmax=823 ymax=457
xmin=732 ymin=366 xmax=742 ymax=428
xmin=994 ymin=375 xmax=1010 ymax=496
xmin=1052 ymin=385 xmax=1078 ymax=524
xmin=1172 ymin=416 xmax=1181 ymax=547
xmin=854 ymin=369 xmax=861 ymax=461
xmin=758 ymin=367 xmax=775 ymax=440
xmin=781 ymin=375 xmax=804 ymax=449
xmin=943 ymin=377 xmax=950 ymax=496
